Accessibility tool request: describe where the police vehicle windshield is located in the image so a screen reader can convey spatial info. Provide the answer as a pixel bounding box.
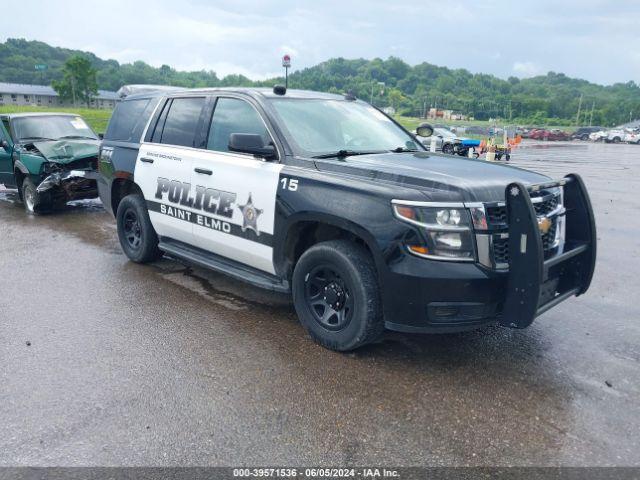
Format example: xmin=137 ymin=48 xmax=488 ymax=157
xmin=269 ymin=98 xmax=423 ymax=158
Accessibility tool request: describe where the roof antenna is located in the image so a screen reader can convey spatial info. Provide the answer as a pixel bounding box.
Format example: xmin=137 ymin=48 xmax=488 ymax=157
xmin=344 ymin=90 xmax=356 ymax=101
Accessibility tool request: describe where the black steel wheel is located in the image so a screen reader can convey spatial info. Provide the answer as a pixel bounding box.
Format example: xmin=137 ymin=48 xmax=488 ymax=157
xmin=304 ymin=265 xmax=355 ymax=331
xmin=116 ymin=194 xmax=163 ymax=263
xmin=292 ymin=240 xmax=383 ymax=351
xmin=122 ymin=208 xmax=143 ymax=250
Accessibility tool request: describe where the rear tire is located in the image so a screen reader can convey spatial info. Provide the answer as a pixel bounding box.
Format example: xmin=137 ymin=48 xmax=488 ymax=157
xmin=21 ymin=177 xmax=51 ymax=215
xmin=292 ymin=240 xmax=383 ymax=351
xmin=116 ymin=194 xmax=162 ymax=263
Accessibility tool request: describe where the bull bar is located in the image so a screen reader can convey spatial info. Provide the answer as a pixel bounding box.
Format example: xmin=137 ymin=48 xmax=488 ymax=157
xmin=501 ymin=173 xmax=597 ymax=328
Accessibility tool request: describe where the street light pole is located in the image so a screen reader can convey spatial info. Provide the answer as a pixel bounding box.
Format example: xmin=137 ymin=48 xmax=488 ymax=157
xmin=370 ymin=81 xmax=385 ymax=106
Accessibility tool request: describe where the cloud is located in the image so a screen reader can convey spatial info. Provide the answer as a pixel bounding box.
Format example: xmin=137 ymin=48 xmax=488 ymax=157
xmin=512 ymin=61 xmax=543 ymax=78
xmin=1 ymin=0 xmax=638 ymax=85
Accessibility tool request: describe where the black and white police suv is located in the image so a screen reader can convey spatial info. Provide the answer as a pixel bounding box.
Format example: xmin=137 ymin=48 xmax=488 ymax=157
xmin=98 ymin=86 xmax=596 ymax=351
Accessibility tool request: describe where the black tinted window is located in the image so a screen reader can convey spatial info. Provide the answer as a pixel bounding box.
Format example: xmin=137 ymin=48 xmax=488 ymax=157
xmin=160 ymin=97 xmax=205 ymax=147
xmin=207 ymin=98 xmax=269 ymax=152
xmin=104 ymin=98 xmax=155 ymax=142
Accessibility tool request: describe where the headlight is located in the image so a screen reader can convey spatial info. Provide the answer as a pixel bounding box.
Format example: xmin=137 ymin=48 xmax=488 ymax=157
xmin=392 ymin=203 xmax=475 ymax=261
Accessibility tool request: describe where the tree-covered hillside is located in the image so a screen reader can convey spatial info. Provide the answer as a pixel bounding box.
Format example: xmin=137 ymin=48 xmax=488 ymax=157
xmin=1 ymin=38 xmax=638 ymax=126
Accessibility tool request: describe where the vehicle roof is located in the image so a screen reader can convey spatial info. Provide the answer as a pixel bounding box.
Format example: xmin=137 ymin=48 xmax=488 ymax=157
xmin=162 ymin=87 xmax=350 ymax=101
xmin=1 ymin=112 xmax=81 ymax=119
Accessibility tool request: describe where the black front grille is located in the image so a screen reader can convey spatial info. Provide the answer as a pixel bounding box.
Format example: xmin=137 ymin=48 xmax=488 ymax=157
xmin=488 ymin=191 xmax=561 ymax=267
xmin=493 ymin=237 xmax=510 ymax=264
xmin=533 ymin=195 xmax=559 ymax=216
xmin=492 ymin=218 xmax=558 ymax=266
xmin=486 ymin=206 xmax=507 ymax=226
xmin=486 ymin=192 xmax=560 ymax=229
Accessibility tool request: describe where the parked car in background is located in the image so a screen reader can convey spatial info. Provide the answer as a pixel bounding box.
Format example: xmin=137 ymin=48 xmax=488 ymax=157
xmin=571 ymin=126 xmax=604 ymax=141
xmin=605 ymin=129 xmax=626 ymax=143
xmin=623 ymin=129 xmax=640 ymax=144
xmin=529 ymin=129 xmax=569 ymax=141
xmin=589 ymin=130 xmax=608 ymax=142
xmin=0 ymin=113 xmax=100 ymax=214
xmin=416 ymin=127 xmax=467 ymax=154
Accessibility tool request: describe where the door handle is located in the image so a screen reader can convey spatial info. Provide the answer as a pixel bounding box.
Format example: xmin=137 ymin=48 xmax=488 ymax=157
xmin=140 ymin=157 xmax=154 ymax=163
xmin=194 ymin=167 xmax=213 ymax=175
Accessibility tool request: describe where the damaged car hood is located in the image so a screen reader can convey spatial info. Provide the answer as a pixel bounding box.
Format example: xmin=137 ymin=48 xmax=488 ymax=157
xmin=30 ymin=139 xmax=99 ymax=163
xmin=313 ymin=151 xmax=550 ymax=203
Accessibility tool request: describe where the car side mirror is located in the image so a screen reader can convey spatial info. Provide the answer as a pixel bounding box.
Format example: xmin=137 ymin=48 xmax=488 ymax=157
xmin=228 ymin=133 xmax=276 ymax=159
xmin=416 ymin=123 xmax=434 ymax=138
xmin=98 ymin=133 xmax=104 ymax=140
xmin=1 ymin=140 xmax=10 ymax=152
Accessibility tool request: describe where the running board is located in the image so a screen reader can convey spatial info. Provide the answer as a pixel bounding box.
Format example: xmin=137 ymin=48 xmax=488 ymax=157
xmin=158 ymin=238 xmax=290 ymax=293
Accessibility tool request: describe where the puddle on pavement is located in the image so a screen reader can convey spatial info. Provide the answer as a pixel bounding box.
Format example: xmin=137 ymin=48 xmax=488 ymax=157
xmin=153 ymin=258 xmax=293 ymax=315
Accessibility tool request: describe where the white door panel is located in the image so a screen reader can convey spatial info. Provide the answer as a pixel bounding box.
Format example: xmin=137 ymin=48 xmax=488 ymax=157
xmin=190 ymin=149 xmax=283 ymax=274
xmin=134 ymin=143 xmax=194 ymax=244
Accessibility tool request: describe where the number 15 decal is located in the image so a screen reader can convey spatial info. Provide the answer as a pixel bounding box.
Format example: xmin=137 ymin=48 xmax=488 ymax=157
xmin=280 ymin=177 xmax=298 ymax=191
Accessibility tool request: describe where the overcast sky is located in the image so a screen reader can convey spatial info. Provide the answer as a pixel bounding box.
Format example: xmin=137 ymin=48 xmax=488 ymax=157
xmin=3 ymin=0 xmax=639 ymax=85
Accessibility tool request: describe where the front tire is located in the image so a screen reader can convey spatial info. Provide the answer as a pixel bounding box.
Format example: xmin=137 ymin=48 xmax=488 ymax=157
xmin=442 ymin=143 xmax=454 ymax=155
xmin=21 ymin=177 xmax=51 ymax=215
xmin=116 ymin=194 xmax=162 ymax=263
xmin=292 ymin=240 xmax=383 ymax=351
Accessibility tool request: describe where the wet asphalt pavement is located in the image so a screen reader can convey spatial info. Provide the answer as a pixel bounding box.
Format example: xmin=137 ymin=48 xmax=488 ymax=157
xmin=0 ymin=140 xmax=639 ymax=467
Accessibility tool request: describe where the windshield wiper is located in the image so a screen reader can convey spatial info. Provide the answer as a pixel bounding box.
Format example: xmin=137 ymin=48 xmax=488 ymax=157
xmin=20 ymin=136 xmax=56 ymax=142
xmin=390 ymin=146 xmax=419 ymax=153
xmin=57 ymin=135 xmax=98 ymax=140
xmin=312 ymin=149 xmax=386 ymax=159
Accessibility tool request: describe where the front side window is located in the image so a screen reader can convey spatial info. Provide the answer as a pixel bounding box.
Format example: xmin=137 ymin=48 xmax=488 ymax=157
xmin=268 ymin=99 xmax=420 ymax=157
xmin=207 ymin=97 xmax=269 ymax=153
xmin=158 ymin=97 xmax=206 ymax=148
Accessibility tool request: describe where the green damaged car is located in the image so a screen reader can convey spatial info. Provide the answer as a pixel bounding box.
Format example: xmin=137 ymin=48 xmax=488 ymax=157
xmin=0 ymin=113 xmax=100 ymax=214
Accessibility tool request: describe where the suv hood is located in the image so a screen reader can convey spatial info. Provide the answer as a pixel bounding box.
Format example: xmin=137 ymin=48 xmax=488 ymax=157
xmin=28 ymin=139 xmax=99 ymax=163
xmin=313 ymin=151 xmax=550 ymax=203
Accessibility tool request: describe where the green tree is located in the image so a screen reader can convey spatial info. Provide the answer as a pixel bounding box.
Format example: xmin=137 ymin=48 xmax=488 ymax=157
xmin=52 ymin=55 xmax=98 ymax=107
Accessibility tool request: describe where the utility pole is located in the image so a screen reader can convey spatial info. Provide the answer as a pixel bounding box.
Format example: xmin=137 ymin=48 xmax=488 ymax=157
xmin=575 ymin=93 xmax=583 ymax=126
xmin=589 ymin=102 xmax=595 ymax=126
xmin=70 ymin=76 xmax=77 ymax=107
xmin=369 ymin=81 xmax=385 ymax=106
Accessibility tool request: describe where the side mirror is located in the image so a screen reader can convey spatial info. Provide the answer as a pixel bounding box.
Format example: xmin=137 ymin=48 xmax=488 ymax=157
xmin=228 ymin=133 xmax=276 ymax=159
xmin=98 ymin=133 xmax=104 ymax=140
xmin=416 ymin=123 xmax=434 ymax=138
xmin=1 ymin=140 xmax=10 ymax=152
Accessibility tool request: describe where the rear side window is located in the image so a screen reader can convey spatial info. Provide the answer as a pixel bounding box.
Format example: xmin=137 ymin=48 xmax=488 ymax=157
xmin=207 ymin=98 xmax=269 ymax=153
xmin=104 ymin=98 xmax=155 ymax=142
xmin=157 ymin=97 xmax=206 ymax=148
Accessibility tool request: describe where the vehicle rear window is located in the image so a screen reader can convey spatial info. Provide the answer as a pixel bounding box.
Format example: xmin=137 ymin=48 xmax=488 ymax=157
xmin=158 ymin=97 xmax=206 ymax=148
xmin=104 ymin=98 xmax=156 ymax=142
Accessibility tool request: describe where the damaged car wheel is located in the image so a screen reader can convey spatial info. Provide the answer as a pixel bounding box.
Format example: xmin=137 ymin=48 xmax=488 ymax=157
xmin=21 ymin=178 xmax=51 ymax=215
xmin=116 ymin=194 xmax=163 ymax=263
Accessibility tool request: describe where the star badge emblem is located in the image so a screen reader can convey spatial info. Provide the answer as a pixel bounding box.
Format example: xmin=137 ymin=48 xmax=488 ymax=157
xmin=238 ymin=193 xmax=263 ymax=236
xmin=510 ymin=186 xmax=520 ymax=197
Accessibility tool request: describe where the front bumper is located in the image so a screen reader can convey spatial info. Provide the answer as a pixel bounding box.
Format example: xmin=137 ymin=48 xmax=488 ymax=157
xmin=37 ymin=169 xmax=98 ymax=202
xmin=381 ymin=174 xmax=597 ymax=333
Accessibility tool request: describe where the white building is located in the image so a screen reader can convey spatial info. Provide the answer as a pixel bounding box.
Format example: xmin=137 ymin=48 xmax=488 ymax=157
xmin=0 ymin=82 xmax=118 ymax=109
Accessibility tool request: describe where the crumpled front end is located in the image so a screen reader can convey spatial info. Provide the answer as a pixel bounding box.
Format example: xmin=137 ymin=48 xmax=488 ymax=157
xmin=36 ymin=158 xmax=99 ymax=203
